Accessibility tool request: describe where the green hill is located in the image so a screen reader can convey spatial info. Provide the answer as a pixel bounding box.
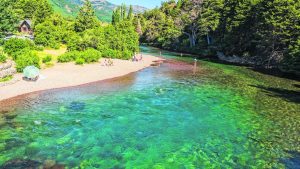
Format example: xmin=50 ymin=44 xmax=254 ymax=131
xmin=48 ymin=0 xmax=147 ymax=22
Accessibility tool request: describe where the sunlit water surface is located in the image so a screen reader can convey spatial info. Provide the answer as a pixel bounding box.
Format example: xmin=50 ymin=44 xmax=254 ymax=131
xmin=0 ymin=46 xmax=299 ymax=168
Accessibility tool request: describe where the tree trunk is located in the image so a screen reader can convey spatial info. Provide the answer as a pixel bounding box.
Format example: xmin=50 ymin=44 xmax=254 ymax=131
xmin=207 ymin=34 xmax=211 ymax=45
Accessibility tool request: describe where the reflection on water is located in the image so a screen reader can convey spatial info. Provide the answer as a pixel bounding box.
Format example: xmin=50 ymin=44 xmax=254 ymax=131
xmin=0 ymin=46 xmax=299 ymax=168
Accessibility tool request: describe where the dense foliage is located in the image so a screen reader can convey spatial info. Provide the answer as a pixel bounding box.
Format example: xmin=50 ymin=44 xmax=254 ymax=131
xmin=15 ymin=49 xmax=40 ymax=72
xmin=0 ymin=0 xmax=139 ymax=67
xmin=0 ymin=0 xmax=18 ymax=37
xmin=3 ymin=38 xmax=35 ymax=59
xmin=74 ymin=0 xmax=98 ymax=32
xmin=58 ymin=49 xmax=102 ymax=64
xmin=0 ymin=54 xmax=7 ymax=63
xmin=141 ymin=0 xmax=300 ymax=75
xmin=42 ymin=55 xmax=52 ymax=63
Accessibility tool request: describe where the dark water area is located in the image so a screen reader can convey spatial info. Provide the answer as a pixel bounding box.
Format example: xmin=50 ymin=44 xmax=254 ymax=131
xmin=0 ymin=46 xmax=299 ymax=168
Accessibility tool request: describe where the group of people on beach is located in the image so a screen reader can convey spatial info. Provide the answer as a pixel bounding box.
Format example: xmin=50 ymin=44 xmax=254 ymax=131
xmin=102 ymin=58 xmax=114 ymax=67
xmin=101 ymin=53 xmax=143 ymax=67
xmin=132 ymin=53 xmax=143 ymax=62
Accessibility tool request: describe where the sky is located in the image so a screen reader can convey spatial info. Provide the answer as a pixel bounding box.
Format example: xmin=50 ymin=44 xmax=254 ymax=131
xmin=108 ymin=0 xmax=163 ymax=9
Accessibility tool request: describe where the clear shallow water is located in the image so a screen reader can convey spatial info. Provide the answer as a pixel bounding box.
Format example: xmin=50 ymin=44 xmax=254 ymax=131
xmin=0 ymin=47 xmax=299 ymax=168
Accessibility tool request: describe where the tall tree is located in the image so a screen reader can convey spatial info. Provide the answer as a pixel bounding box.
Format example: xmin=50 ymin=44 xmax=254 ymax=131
xmin=177 ymin=0 xmax=204 ymax=48
xmin=112 ymin=7 xmax=121 ymax=25
xmin=127 ymin=5 xmax=134 ymax=21
xmin=74 ymin=0 xmax=98 ymax=32
xmin=198 ymin=0 xmax=224 ymax=45
xmin=121 ymin=4 xmax=127 ymax=20
xmin=15 ymin=0 xmax=53 ymax=25
xmin=33 ymin=0 xmax=53 ymax=24
xmin=0 ymin=0 xmax=18 ymax=36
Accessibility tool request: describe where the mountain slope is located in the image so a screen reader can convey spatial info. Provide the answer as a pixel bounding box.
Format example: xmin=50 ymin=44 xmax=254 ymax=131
xmin=48 ymin=0 xmax=147 ymax=22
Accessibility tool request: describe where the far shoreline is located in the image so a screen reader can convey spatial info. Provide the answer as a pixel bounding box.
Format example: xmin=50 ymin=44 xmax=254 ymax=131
xmin=0 ymin=54 xmax=164 ymax=102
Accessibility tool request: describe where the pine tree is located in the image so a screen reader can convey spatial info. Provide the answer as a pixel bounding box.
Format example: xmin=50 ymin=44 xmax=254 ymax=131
xmin=74 ymin=0 xmax=98 ymax=32
xmin=127 ymin=5 xmax=134 ymax=21
xmin=121 ymin=4 xmax=126 ymax=20
xmin=33 ymin=0 xmax=53 ymax=24
xmin=112 ymin=7 xmax=121 ymax=25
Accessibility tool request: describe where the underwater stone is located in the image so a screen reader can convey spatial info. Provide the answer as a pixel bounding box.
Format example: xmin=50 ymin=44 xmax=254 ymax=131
xmin=0 ymin=159 xmax=42 ymax=169
xmin=4 ymin=138 xmax=26 ymax=150
xmin=4 ymin=113 xmax=18 ymax=120
xmin=43 ymin=160 xmax=56 ymax=169
xmin=101 ymin=113 xmax=115 ymax=119
xmin=68 ymin=102 xmax=86 ymax=111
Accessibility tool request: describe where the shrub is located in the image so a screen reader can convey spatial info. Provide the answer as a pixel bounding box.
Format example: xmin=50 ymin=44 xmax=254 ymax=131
xmin=42 ymin=55 xmax=52 ymax=63
xmin=0 ymin=54 xmax=7 ymax=63
xmin=3 ymin=38 xmax=34 ymax=58
xmin=81 ymin=48 xmax=102 ymax=63
xmin=66 ymin=32 xmax=82 ymax=51
xmin=57 ymin=51 xmax=81 ymax=63
xmin=75 ymin=57 xmax=85 ymax=65
xmin=35 ymin=46 xmax=44 ymax=51
xmin=15 ymin=49 xmax=40 ymax=72
xmin=122 ymin=50 xmax=133 ymax=60
xmin=102 ymin=49 xmax=117 ymax=58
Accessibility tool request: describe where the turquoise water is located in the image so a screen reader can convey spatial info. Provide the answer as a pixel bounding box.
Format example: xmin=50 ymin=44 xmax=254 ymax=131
xmin=0 ymin=47 xmax=299 ymax=168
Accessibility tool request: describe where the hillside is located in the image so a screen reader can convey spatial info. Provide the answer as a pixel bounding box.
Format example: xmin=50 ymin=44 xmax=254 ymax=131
xmin=48 ymin=0 xmax=147 ymax=22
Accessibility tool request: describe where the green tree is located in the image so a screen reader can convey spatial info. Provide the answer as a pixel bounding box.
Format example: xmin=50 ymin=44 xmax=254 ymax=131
xmin=0 ymin=0 xmax=18 ymax=36
xmin=127 ymin=5 xmax=134 ymax=21
xmin=74 ymin=0 xmax=98 ymax=32
xmin=121 ymin=4 xmax=127 ymax=20
xmin=15 ymin=0 xmax=53 ymax=25
xmin=198 ymin=0 xmax=224 ymax=45
xmin=33 ymin=0 xmax=53 ymax=24
xmin=112 ymin=7 xmax=121 ymax=25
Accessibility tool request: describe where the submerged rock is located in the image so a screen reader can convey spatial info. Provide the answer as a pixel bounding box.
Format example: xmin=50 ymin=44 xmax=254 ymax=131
xmin=101 ymin=113 xmax=115 ymax=119
xmin=43 ymin=160 xmax=56 ymax=169
xmin=4 ymin=138 xmax=26 ymax=150
xmin=68 ymin=102 xmax=86 ymax=111
xmin=0 ymin=159 xmax=42 ymax=169
xmin=3 ymin=112 xmax=18 ymax=120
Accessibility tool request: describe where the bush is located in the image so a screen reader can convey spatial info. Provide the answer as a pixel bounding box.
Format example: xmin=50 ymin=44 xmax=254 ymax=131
xmin=35 ymin=46 xmax=44 ymax=51
xmin=102 ymin=49 xmax=117 ymax=58
xmin=123 ymin=50 xmax=133 ymax=60
xmin=42 ymin=55 xmax=52 ymax=63
xmin=3 ymin=38 xmax=35 ymax=58
xmin=75 ymin=57 xmax=85 ymax=65
xmin=0 ymin=54 xmax=7 ymax=63
xmin=81 ymin=48 xmax=102 ymax=63
xmin=15 ymin=49 xmax=40 ymax=72
xmin=57 ymin=51 xmax=81 ymax=63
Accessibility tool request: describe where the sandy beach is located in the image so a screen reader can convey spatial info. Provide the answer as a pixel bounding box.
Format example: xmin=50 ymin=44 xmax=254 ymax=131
xmin=0 ymin=54 xmax=162 ymax=101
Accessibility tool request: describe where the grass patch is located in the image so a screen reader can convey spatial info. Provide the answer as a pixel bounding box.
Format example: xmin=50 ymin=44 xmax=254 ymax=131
xmin=0 ymin=75 xmax=13 ymax=83
xmin=36 ymin=45 xmax=67 ymax=68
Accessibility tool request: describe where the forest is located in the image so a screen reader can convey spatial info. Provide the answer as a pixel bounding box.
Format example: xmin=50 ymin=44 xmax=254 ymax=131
xmin=138 ymin=0 xmax=300 ymax=75
xmin=0 ymin=0 xmax=139 ymax=70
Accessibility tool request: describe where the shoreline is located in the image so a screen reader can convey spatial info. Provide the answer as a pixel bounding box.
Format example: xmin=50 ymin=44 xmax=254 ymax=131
xmin=0 ymin=54 xmax=163 ymax=102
